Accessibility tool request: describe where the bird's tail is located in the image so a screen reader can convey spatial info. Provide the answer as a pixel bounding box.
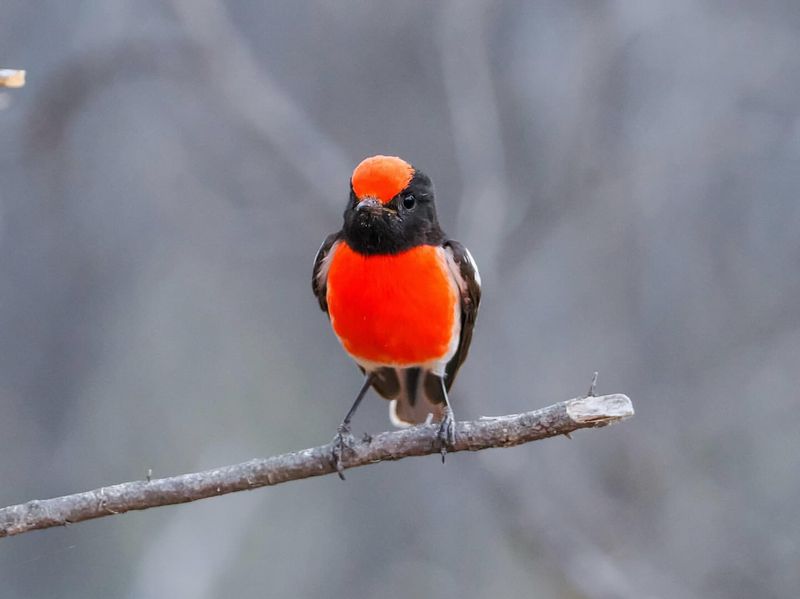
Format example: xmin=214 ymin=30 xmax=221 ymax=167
xmin=381 ymin=368 xmax=446 ymax=427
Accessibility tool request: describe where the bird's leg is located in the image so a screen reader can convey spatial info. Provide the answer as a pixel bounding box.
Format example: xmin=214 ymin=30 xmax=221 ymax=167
xmin=333 ymin=372 xmax=374 ymax=480
xmin=436 ymin=377 xmax=456 ymax=463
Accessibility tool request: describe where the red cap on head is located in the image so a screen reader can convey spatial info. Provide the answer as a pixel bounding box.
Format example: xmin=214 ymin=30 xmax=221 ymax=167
xmin=351 ymin=155 xmax=414 ymax=204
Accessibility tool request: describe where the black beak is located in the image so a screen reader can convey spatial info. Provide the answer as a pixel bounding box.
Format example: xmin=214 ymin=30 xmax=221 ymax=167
xmin=356 ymin=197 xmax=384 ymax=215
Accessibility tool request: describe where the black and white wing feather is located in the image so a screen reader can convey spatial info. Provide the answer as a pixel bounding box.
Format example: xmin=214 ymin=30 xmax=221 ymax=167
xmin=312 ymin=232 xmax=341 ymax=314
xmin=443 ymin=239 xmax=482 ymax=390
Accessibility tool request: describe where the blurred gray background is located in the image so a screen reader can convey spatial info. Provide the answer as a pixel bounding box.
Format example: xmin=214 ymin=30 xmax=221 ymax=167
xmin=1 ymin=1 xmax=798 ymax=598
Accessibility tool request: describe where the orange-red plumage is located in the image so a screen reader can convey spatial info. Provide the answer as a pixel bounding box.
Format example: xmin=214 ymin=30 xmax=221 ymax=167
xmin=312 ymin=154 xmax=481 ymax=444
xmin=326 ymin=242 xmax=457 ymax=365
xmin=351 ymin=155 xmax=414 ymax=204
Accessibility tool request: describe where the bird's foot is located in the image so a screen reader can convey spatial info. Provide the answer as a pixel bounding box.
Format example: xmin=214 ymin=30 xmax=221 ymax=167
xmin=437 ymin=408 xmax=456 ymax=463
xmin=332 ymin=424 xmax=355 ymax=480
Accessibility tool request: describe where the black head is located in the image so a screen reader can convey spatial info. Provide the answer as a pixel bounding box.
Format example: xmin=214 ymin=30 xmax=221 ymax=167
xmin=342 ymin=155 xmax=444 ymax=255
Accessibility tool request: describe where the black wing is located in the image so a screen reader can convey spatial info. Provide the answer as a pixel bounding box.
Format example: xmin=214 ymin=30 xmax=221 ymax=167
xmin=312 ymin=232 xmax=341 ymax=314
xmin=443 ymin=239 xmax=482 ymax=390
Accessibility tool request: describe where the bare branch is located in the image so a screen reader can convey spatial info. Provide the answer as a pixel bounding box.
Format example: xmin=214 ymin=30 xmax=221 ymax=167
xmin=0 ymin=393 xmax=632 ymax=539
xmin=439 ymin=0 xmax=508 ymax=271
xmin=0 ymin=69 xmax=25 ymax=88
xmin=170 ymin=0 xmax=352 ymax=205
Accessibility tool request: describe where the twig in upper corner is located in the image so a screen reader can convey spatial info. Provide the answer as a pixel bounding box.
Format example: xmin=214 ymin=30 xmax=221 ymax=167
xmin=0 ymin=69 xmax=26 ymax=88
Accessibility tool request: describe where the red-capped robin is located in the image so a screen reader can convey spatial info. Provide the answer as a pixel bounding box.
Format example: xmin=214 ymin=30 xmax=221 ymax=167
xmin=313 ymin=155 xmax=481 ymax=477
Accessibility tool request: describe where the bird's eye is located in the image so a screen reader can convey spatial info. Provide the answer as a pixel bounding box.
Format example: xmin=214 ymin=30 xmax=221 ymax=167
xmin=402 ymin=194 xmax=416 ymax=210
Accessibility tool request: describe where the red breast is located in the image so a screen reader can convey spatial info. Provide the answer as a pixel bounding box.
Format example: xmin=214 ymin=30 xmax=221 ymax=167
xmin=326 ymin=242 xmax=458 ymax=366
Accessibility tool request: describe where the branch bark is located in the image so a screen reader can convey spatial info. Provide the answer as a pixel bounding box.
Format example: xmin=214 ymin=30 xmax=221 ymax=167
xmin=0 ymin=393 xmax=633 ymax=538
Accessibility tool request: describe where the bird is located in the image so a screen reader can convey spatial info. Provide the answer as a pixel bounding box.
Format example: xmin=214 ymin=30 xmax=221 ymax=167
xmin=312 ymin=155 xmax=481 ymax=477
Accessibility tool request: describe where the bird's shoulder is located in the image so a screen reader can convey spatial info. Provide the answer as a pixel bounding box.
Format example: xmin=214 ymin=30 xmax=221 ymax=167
xmin=442 ymin=239 xmax=481 ymax=313
xmin=312 ymin=231 xmax=342 ymax=313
